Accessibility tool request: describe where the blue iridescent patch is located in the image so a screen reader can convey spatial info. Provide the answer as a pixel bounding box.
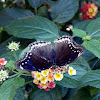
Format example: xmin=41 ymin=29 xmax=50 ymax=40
xmin=15 ymin=35 xmax=84 ymax=71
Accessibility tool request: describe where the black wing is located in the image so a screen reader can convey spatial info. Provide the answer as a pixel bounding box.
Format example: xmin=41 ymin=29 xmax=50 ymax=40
xmin=54 ymin=35 xmax=84 ymax=66
xmin=15 ymin=41 xmax=53 ymax=71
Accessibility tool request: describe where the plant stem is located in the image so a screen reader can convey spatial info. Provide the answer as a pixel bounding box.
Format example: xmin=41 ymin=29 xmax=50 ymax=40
xmin=25 ymin=80 xmax=33 ymax=85
xmin=34 ymin=7 xmax=37 ymax=15
xmin=13 ymin=51 xmax=17 ymax=61
xmin=9 ymin=73 xmax=19 ymax=78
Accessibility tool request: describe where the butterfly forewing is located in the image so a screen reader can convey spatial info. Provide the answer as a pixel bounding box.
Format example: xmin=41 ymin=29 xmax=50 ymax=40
xmin=15 ymin=41 xmax=53 ymax=71
xmin=54 ymin=35 xmax=84 ymax=66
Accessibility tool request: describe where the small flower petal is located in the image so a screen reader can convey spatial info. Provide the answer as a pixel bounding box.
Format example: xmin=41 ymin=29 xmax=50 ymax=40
xmin=54 ymin=72 xmax=63 ymax=81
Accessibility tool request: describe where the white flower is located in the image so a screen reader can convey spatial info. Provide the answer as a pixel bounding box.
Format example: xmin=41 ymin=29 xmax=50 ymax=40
xmin=68 ymin=67 xmax=76 ymax=76
xmin=8 ymin=41 xmax=20 ymax=51
xmin=1 ymin=0 xmax=5 ymax=3
xmin=0 ymin=70 xmax=9 ymax=82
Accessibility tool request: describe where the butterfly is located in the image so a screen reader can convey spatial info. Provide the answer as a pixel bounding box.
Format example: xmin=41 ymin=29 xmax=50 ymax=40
xmin=15 ymin=35 xmax=84 ymax=72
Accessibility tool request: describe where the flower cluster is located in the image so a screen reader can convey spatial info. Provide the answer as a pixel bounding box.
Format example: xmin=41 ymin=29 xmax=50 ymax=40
xmin=0 ymin=70 xmax=9 ymax=82
xmin=8 ymin=41 xmax=20 ymax=51
xmin=81 ymin=2 xmax=98 ymax=20
xmin=0 ymin=58 xmax=7 ymax=69
xmin=31 ymin=65 xmax=76 ymax=91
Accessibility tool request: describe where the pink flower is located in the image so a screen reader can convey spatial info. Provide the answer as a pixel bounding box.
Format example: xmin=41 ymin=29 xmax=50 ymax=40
xmin=0 ymin=58 xmax=7 ymax=65
xmin=44 ymin=88 xmax=50 ymax=91
xmin=38 ymin=85 xmax=43 ymax=89
xmin=0 ymin=65 xmax=3 ymax=69
xmin=48 ymin=82 xmax=56 ymax=89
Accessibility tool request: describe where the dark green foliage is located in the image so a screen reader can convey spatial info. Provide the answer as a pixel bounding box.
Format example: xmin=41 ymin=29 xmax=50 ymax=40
xmin=0 ymin=0 xmax=100 ymax=100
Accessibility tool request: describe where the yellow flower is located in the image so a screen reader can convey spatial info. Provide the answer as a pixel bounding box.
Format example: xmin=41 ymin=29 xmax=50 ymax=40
xmin=39 ymin=83 xmax=48 ymax=89
xmin=47 ymin=74 xmax=54 ymax=82
xmin=54 ymin=72 xmax=63 ymax=81
xmin=33 ymin=79 xmax=39 ymax=85
xmin=34 ymin=72 xmax=42 ymax=80
xmin=41 ymin=70 xmax=49 ymax=77
xmin=68 ymin=67 xmax=76 ymax=76
xmin=40 ymin=77 xmax=48 ymax=84
xmin=88 ymin=8 xmax=93 ymax=13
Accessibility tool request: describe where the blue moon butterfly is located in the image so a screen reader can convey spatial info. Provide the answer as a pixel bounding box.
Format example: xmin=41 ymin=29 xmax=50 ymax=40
xmin=15 ymin=35 xmax=84 ymax=72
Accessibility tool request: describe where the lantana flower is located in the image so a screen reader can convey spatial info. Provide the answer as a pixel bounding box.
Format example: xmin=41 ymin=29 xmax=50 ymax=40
xmin=0 ymin=70 xmax=9 ymax=82
xmin=68 ymin=67 xmax=76 ymax=76
xmin=54 ymin=72 xmax=63 ymax=81
xmin=8 ymin=41 xmax=20 ymax=51
xmin=31 ymin=65 xmax=76 ymax=91
xmin=0 ymin=58 xmax=7 ymax=66
xmin=81 ymin=2 xmax=98 ymax=20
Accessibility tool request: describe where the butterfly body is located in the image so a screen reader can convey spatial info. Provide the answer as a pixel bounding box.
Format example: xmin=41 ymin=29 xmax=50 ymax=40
xmin=15 ymin=35 xmax=84 ymax=72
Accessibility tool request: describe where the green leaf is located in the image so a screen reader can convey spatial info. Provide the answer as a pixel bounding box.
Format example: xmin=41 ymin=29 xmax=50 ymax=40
xmin=86 ymin=17 xmax=100 ymax=40
xmin=5 ymin=60 xmax=16 ymax=69
xmin=72 ymin=28 xmax=86 ymax=38
xmin=0 ymin=77 xmax=25 ymax=100
xmin=82 ymin=40 xmax=100 ymax=58
xmin=28 ymin=0 xmax=46 ymax=8
xmin=74 ymin=20 xmax=91 ymax=31
xmin=66 ymin=65 xmax=87 ymax=80
xmin=56 ymin=64 xmax=87 ymax=88
xmin=13 ymin=87 xmax=25 ymax=100
xmin=70 ymin=88 xmax=91 ymax=100
xmin=5 ymin=16 xmax=59 ymax=41
xmin=62 ymin=87 xmax=68 ymax=97
xmin=19 ymin=47 xmax=29 ymax=59
xmin=80 ymin=69 xmax=100 ymax=88
xmin=56 ymin=76 xmax=79 ymax=88
xmin=0 ymin=36 xmax=33 ymax=61
xmin=0 ymin=8 xmax=34 ymax=27
xmin=71 ymin=57 xmax=90 ymax=70
xmin=89 ymin=58 xmax=100 ymax=69
xmin=91 ymin=90 xmax=100 ymax=100
xmin=49 ymin=0 xmax=79 ymax=23
xmin=29 ymin=85 xmax=62 ymax=100
xmin=37 ymin=6 xmax=48 ymax=17
xmin=82 ymin=49 xmax=95 ymax=61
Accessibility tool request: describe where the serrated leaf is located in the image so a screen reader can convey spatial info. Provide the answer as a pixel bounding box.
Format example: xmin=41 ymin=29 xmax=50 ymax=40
xmin=82 ymin=40 xmax=100 ymax=58
xmin=29 ymin=85 xmax=62 ymax=100
xmin=80 ymin=69 xmax=100 ymax=88
xmin=0 ymin=8 xmax=34 ymax=27
xmin=86 ymin=17 xmax=100 ymax=40
xmin=0 ymin=77 xmax=25 ymax=100
xmin=72 ymin=28 xmax=86 ymax=38
xmin=5 ymin=16 xmax=59 ymax=41
xmin=28 ymin=0 xmax=46 ymax=8
xmin=49 ymin=0 xmax=79 ymax=23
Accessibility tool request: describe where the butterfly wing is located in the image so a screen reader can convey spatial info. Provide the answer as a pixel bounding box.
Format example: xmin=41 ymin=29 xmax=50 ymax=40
xmin=15 ymin=41 xmax=53 ymax=71
xmin=54 ymin=35 xmax=84 ymax=66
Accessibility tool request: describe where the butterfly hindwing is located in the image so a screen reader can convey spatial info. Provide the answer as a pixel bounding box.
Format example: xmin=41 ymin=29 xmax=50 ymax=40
xmin=54 ymin=35 xmax=84 ymax=66
xmin=15 ymin=41 xmax=53 ymax=71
